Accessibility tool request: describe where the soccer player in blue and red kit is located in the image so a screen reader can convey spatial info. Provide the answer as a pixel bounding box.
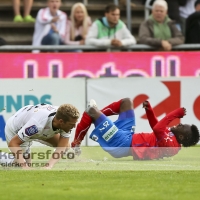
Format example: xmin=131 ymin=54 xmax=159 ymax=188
xmin=71 ymin=98 xmax=199 ymax=160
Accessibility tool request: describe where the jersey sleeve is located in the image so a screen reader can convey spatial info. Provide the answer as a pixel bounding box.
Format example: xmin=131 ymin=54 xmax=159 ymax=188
xmin=145 ymin=101 xmax=158 ymax=129
xmin=17 ymin=118 xmax=42 ymax=142
xmin=153 ymin=108 xmax=185 ymax=141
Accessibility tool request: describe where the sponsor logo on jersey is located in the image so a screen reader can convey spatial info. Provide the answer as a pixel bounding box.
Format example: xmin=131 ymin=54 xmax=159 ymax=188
xmin=91 ymin=135 xmax=98 ymax=142
xmin=47 ymin=106 xmax=56 ymax=112
xmin=25 ymin=125 xmax=39 ymax=136
xmin=102 ymin=125 xmax=118 ymax=141
xmin=99 ymin=121 xmax=110 ymax=132
xmin=164 ymin=133 xmax=173 ymax=142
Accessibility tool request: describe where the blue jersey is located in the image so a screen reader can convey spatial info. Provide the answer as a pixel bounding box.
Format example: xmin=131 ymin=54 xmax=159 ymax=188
xmin=89 ymin=110 xmax=135 ymax=158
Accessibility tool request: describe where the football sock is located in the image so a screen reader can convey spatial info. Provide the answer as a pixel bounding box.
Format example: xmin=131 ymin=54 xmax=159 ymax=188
xmin=72 ymin=112 xmax=92 ymax=146
xmin=101 ymin=99 xmax=122 ymax=116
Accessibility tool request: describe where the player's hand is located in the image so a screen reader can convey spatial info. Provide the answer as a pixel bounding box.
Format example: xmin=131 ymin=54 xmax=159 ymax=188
xmin=142 ymin=101 xmax=149 ymax=109
xmin=42 ymin=166 xmax=52 ymax=170
xmin=182 ymin=107 xmax=186 ymax=116
xmin=41 ymin=163 xmax=52 ymax=170
xmin=19 ymin=162 xmax=32 ymax=170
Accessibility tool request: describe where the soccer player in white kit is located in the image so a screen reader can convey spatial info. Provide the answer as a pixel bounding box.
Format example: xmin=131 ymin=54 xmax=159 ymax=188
xmin=0 ymin=103 xmax=80 ymax=169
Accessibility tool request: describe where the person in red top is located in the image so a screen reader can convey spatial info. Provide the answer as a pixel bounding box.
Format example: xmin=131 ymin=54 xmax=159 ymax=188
xmin=72 ymin=98 xmax=199 ymax=160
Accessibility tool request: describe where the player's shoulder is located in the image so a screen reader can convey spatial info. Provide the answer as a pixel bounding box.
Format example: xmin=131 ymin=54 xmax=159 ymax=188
xmin=33 ymin=104 xmax=58 ymax=121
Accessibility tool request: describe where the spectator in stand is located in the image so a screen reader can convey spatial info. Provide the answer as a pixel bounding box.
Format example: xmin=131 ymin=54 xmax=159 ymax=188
xmin=13 ymin=0 xmax=35 ymax=22
xmin=65 ymin=3 xmax=91 ymax=46
xmin=143 ymin=0 xmax=187 ymax=31
xmin=165 ymin=0 xmax=183 ymax=31
xmin=32 ymin=0 xmax=67 ymax=53
xmin=185 ymin=0 xmax=200 ymax=43
xmin=179 ymin=0 xmax=196 ymax=35
xmin=85 ymin=4 xmax=136 ymax=48
xmin=139 ymin=0 xmax=184 ymax=51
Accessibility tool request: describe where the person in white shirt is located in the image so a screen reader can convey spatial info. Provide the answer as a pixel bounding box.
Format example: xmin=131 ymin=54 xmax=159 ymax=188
xmin=0 ymin=103 xmax=80 ymax=169
xmin=32 ymin=0 xmax=67 ymax=52
xmin=65 ymin=2 xmax=92 ymax=46
xmin=85 ymin=4 xmax=136 ymax=48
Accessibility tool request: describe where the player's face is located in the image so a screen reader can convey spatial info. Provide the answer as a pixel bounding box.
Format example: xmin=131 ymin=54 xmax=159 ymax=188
xmin=105 ymin=9 xmax=120 ymax=27
xmin=171 ymin=124 xmax=191 ymax=135
xmin=48 ymin=0 xmax=61 ymax=12
xmin=152 ymin=5 xmax=167 ymax=23
xmin=74 ymin=6 xmax=85 ymax=23
xmin=60 ymin=118 xmax=78 ymax=133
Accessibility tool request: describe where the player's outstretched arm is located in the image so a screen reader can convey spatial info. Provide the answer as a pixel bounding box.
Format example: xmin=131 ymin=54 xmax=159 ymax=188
xmin=143 ymin=101 xmax=158 ymax=129
xmin=43 ymin=137 xmax=70 ymax=170
xmin=153 ymin=107 xmax=185 ymax=140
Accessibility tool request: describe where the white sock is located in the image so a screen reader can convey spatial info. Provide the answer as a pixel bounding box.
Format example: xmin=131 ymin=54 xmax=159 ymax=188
xmin=0 ymin=152 xmax=15 ymax=167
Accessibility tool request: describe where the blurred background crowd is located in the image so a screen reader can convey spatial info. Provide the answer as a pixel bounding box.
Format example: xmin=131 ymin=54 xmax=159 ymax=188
xmin=0 ymin=0 xmax=200 ymax=51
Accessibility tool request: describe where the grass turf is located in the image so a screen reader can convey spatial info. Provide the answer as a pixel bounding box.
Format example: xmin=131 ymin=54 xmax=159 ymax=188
xmin=0 ymin=146 xmax=200 ymax=200
xmin=0 ymin=170 xmax=200 ymax=200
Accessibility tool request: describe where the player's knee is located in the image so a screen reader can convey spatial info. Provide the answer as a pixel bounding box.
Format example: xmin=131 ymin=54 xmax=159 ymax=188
xmin=88 ymin=106 xmax=98 ymax=116
xmin=120 ymin=98 xmax=133 ymax=111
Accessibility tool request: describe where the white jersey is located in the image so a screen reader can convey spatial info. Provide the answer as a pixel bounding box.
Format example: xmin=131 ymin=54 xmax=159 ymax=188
xmin=6 ymin=104 xmax=70 ymax=143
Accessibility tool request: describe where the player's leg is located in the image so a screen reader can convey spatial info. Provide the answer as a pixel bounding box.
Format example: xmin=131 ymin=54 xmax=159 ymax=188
xmin=87 ymin=103 xmax=131 ymax=158
xmin=0 ymin=147 xmax=32 ymax=167
xmin=71 ymin=100 xmax=97 ymax=147
xmin=97 ymin=99 xmax=135 ymax=157
xmin=114 ymin=98 xmax=135 ymax=133
xmin=101 ymin=98 xmax=132 ymax=116
xmin=118 ymin=98 xmax=133 ymax=113
xmin=4 ymin=120 xmax=32 ymax=166
xmin=72 ymin=98 xmax=131 ymax=147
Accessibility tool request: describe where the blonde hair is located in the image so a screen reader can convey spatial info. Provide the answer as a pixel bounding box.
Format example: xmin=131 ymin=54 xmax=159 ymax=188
xmin=70 ymin=3 xmax=89 ymax=41
xmin=56 ymin=104 xmax=80 ymax=122
xmin=152 ymin=0 xmax=168 ymax=10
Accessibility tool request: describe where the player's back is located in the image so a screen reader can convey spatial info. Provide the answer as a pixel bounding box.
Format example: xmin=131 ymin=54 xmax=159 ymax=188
xmin=131 ymin=132 xmax=156 ymax=147
xmin=8 ymin=104 xmax=58 ymax=132
xmin=131 ymin=130 xmax=181 ymax=160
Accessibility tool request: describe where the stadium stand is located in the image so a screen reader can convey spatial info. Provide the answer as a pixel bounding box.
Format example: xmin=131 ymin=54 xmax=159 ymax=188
xmin=0 ymin=0 xmax=144 ymax=45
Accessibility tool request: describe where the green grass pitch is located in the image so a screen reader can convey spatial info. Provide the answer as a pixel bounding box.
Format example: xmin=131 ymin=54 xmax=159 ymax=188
xmin=0 ymin=146 xmax=200 ymax=200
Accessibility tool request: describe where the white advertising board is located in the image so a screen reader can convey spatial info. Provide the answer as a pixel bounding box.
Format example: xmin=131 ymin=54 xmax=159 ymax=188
xmin=0 ymin=79 xmax=86 ymax=147
xmin=87 ymin=78 xmax=200 ymax=146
